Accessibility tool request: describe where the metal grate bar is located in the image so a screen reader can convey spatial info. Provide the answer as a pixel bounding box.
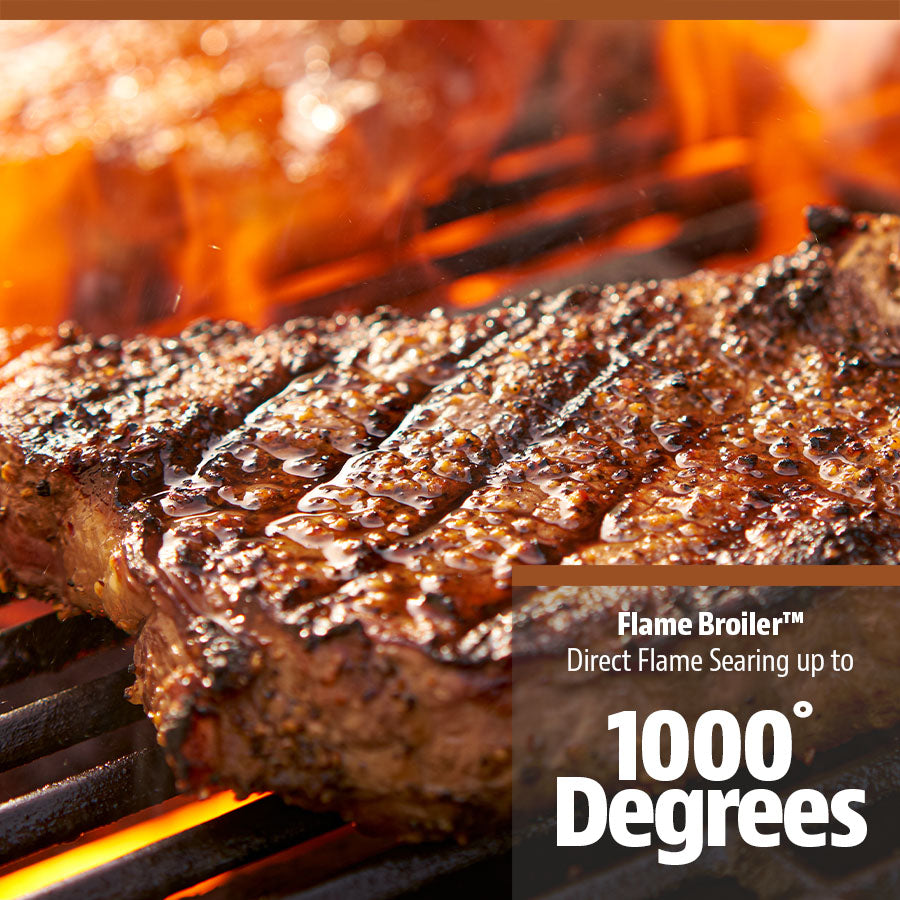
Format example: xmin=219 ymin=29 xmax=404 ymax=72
xmin=0 ymin=746 xmax=175 ymax=864
xmin=283 ymin=165 xmax=752 ymax=318
xmin=0 ymin=667 xmax=142 ymax=772
xmin=428 ymin=167 xmax=748 ymax=281
xmin=426 ymin=120 xmax=672 ymax=229
xmin=794 ymin=730 xmax=900 ymax=801
xmin=286 ymin=832 xmax=512 ymax=900
xmin=24 ymin=795 xmax=343 ymax=900
xmin=524 ymin=835 xmax=830 ymax=900
xmin=829 ymin=849 xmax=900 ymax=899
xmin=0 ymin=614 xmax=125 ymax=688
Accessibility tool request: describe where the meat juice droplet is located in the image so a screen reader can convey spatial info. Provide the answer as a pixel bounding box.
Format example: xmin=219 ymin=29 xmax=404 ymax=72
xmin=161 ymin=493 xmax=212 ymax=518
xmin=773 ymin=458 xmax=799 ymax=476
xmin=283 ymin=457 xmax=330 ymax=479
xmin=650 ymin=421 xmax=687 ymax=452
xmin=217 ymin=486 xmax=262 ymax=510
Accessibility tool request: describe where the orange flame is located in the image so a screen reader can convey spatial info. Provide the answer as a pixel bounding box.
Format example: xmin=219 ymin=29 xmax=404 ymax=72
xmin=2 ymin=21 xmax=900 ymax=335
xmin=0 ymin=21 xmax=555 ymax=335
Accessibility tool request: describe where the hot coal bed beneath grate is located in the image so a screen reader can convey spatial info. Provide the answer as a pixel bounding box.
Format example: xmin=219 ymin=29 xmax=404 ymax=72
xmin=0 ymin=597 xmax=899 ymax=900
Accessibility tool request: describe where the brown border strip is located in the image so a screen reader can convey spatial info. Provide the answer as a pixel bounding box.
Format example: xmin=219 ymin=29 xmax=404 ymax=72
xmin=1 ymin=2 xmax=898 ymax=19
xmin=512 ymin=565 xmax=900 ymax=587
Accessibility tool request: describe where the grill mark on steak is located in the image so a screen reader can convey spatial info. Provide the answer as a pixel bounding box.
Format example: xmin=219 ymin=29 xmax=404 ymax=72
xmin=145 ymin=288 xmax=630 ymax=628
xmin=306 ymin=238 xmax=839 ymax=658
xmin=0 ymin=309 xmax=443 ymax=616
xmin=0 ymin=299 xmax=547 ymax=627
xmin=306 ymin=311 xmax=689 ymax=656
xmin=154 ymin=301 xmax=534 ymax=521
xmin=122 ymin=299 xmax=548 ymax=625
xmin=0 ymin=318 xmax=322 ymax=496
xmin=268 ymin=296 xmax=608 ymax=549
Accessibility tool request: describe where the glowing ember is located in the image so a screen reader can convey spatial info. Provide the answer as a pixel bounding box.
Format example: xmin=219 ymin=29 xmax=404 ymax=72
xmin=0 ymin=791 xmax=263 ymax=897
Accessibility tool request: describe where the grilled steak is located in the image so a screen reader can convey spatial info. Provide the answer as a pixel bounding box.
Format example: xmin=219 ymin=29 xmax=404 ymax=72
xmin=1 ymin=209 xmax=900 ymax=838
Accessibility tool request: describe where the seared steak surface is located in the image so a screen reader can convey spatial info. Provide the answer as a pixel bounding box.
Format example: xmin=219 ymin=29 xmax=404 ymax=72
xmin=1 ymin=209 xmax=900 ymax=837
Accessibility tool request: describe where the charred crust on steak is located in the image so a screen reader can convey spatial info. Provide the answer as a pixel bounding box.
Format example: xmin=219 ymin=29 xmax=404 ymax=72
xmin=185 ymin=617 xmax=262 ymax=693
xmin=806 ymin=204 xmax=854 ymax=242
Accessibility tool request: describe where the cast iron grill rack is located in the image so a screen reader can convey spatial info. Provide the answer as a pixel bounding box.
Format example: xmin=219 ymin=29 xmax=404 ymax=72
xmin=272 ymin=108 xmax=759 ymax=319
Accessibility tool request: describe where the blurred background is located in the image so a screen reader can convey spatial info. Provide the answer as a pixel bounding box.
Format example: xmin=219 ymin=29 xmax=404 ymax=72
xmin=1 ymin=19 xmax=899 ymax=335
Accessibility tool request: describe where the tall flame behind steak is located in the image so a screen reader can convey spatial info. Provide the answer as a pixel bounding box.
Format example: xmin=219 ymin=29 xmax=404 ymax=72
xmin=0 ymin=20 xmax=552 ymax=332
xmin=1 ymin=210 xmax=899 ymax=837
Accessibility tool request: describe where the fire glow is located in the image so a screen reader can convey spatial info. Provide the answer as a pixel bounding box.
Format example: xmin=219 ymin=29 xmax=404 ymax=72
xmin=0 ymin=21 xmax=898 ymax=335
xmin=0 ymin=791 xmax=262 ymax=897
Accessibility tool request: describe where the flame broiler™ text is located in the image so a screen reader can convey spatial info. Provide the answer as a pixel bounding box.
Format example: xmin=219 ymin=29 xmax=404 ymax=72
xmin=617 ymin=609 xmax=802 ymax=638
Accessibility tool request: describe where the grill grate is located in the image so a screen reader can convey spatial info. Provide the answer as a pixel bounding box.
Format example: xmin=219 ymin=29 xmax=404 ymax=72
xmin=0 ymin=747 xmax=174 ymax=866
xmin=0 ymin=668 xmax=143 ymax=773
xmin=278 ymin=148 xmax=755 ymax=319
xmin=29 ymin=797 xmax=343 ymax=900
xmin=0 ymin=610 xmax=521 ymax=900
xmin=0 ymin=614 xmax=121 ymax=689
